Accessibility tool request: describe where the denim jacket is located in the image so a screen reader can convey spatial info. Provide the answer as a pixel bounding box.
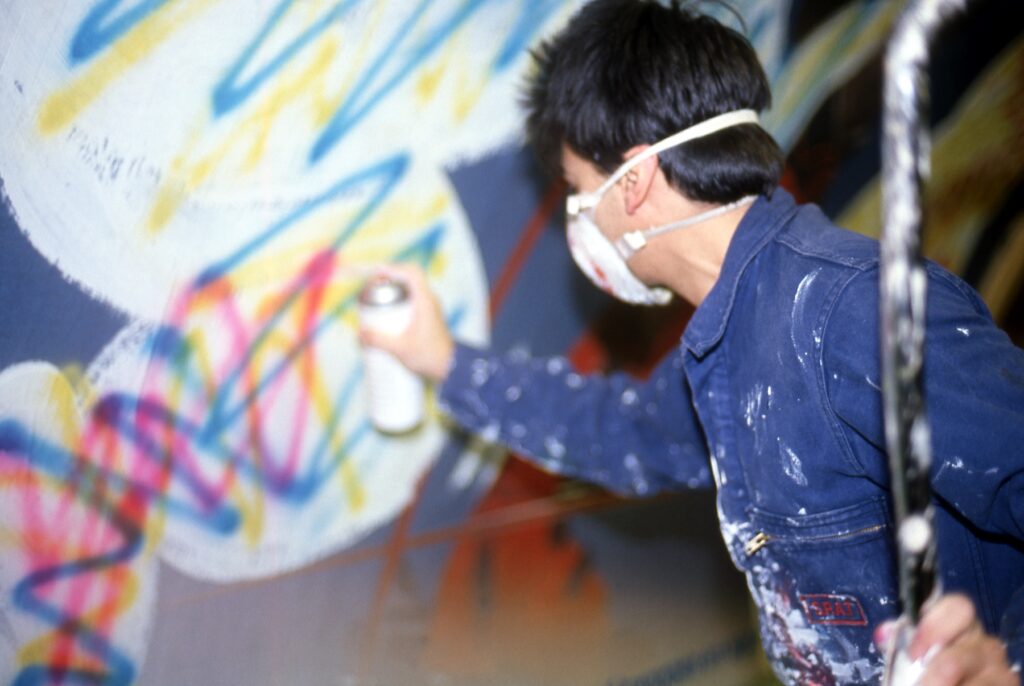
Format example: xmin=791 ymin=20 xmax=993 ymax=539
xmin=439 ymin=189 xmax=1024 ymax=685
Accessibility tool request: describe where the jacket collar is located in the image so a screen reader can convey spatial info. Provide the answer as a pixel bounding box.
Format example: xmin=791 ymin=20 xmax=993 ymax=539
xmin=682 ymin=187 xmax=799 ymax=358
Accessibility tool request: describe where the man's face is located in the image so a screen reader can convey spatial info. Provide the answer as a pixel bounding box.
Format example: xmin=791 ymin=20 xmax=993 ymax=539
xmin=559 ymin=143 xmax=662 ymax=289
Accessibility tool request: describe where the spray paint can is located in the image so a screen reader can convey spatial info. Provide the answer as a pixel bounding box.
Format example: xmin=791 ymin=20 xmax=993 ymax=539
xmin=359 ymin=275 xmax=424 ymax=433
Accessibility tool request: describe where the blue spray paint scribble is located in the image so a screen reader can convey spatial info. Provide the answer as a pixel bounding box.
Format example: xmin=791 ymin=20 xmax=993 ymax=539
xmin=310 ymin=0 xmax=492 ymax=163
xmin=491 ymin=0 xmax=563 ymax=71
xmin=211 ymin=0 xmax=362 ymax=117
xmin=211 ymin=0 xmax=561 ymax=164
xmin=70 ymin=0 xmax=171 ymax=65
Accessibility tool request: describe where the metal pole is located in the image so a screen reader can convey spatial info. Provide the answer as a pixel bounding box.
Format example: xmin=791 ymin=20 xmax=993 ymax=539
xmin=880 ymin=0 xmax=967 ymax=681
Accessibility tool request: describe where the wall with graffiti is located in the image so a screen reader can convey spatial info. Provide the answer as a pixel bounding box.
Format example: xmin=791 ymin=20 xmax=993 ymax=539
xmin=1 ymin=1 xmax=1020 ymax=684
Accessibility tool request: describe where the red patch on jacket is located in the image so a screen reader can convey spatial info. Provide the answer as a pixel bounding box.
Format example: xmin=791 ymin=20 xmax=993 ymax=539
xmin=799 ymin=593 xmax=868 ymax=626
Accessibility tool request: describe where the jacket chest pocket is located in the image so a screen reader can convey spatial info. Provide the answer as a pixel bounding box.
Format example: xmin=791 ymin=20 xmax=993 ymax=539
xmin=742 ymin=498 xmax=900 ymax=685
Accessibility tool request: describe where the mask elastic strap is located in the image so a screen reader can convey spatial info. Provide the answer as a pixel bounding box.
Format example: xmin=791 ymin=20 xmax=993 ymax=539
xmin=615 ymin=195 xmax=758 ymax=259
xmin=571 ymin=109 xmax=761 ymax=214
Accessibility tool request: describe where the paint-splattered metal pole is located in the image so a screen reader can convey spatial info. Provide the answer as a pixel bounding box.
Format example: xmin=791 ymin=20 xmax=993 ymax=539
xmin=880 ymin=0 xmax=967 ymax=682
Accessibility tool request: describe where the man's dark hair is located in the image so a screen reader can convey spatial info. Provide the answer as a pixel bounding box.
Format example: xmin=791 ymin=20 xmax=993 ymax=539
xmin=524 ymin=0 xmax=783 ymax=203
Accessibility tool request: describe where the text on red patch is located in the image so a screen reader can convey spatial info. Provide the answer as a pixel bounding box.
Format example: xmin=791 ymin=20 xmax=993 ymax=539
xmin=799 ymin=593 xmax=868 ymax=626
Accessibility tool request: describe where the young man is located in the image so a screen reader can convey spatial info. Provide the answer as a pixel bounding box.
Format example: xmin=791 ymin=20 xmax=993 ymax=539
xmin=362 ymin=1 xmax=1024 ymax=683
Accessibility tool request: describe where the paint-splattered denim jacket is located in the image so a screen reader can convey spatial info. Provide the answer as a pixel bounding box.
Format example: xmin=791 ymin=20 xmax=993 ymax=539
xmin=438 ymin=189 xmax=1024 ymax=685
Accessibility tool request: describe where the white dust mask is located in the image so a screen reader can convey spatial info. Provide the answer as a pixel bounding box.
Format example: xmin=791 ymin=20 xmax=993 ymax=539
xmin=565 ymin=109 xmax=760 ymax=305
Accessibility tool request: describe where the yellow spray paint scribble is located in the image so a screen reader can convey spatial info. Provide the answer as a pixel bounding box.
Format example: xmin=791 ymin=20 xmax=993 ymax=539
xmin=413 ymin=23 xmax=488 ymax=125
xmin=146 ymin=2 xmax=387 ymax=235
xmin=772 ymin=2 xmax=900 ymax=118
xmin=146 ymin=180 xmax=189 ymax=235
xmin=312 ymin=3 xmax=386 ymax=129
xmin=978 ymin=213 xmax=1024 ymax=325
xmin=448 ymin=23 xmax=490 ymax=125
xmin=233 ymin=326 xmax=312 ymax=545
xmin=176 ymin=326 xmax=222 ymax=405
xmin=298 ymin=329 xmax=366 ymax=514
xmin=139 ymin=337 xmax=196 ymax=556
xmin=37 ymin=0 xmax=218 ymax=136
xmin=415 ymin=56 xmax=448 ymax=104
xmin=414 ymin=21 xmax=460 ymax=106
xmin=839 ymin=37 xmax=1024 ymax=273
xmin=47 ymin=367 xmax=84 ymax=452
xmin=762 ymin=1 xmax=902 ymax=148
xmin=339 ymin=460 xmax=365 ymax=513
xmin=58 ymin=363 xmax=100 ymax=414
xmin=241 ymin=38 xmax=340 ymax=171
xmin=453 ymin=66 xmax=489 ymax=125
xmin=343 ymin=192 xmax=450 ymax=255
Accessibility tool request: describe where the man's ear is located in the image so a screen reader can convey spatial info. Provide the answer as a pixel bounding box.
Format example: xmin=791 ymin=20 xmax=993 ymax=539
xmin=620 ymin=144 xmax=659 ymax=215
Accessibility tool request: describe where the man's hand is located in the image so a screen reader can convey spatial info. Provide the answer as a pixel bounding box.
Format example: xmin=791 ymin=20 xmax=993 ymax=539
xmin=878 ymin=593 xmax=1018 ymax=685
xmin=358 ymin=263 xmax=455 ymax=384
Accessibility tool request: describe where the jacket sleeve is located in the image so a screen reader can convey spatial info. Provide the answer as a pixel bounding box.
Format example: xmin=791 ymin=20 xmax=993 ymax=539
xmin=823 ymin=265 xmax=1024 ymax=540
xmin=437 ymin=342 xmax=711 ymax=496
